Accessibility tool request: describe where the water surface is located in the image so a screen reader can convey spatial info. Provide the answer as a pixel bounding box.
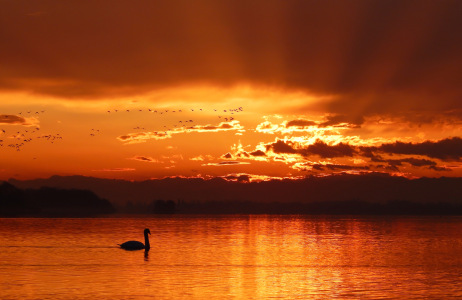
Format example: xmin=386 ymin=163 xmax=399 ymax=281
xmin=1 ymin=216 xmax=462 ymax=299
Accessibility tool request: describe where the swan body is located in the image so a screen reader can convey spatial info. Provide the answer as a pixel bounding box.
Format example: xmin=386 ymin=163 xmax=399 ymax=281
xmin=119 ymin=240 xmax=145 ymax=250
xmin=119 ymin=228 xmax=151 ymax=250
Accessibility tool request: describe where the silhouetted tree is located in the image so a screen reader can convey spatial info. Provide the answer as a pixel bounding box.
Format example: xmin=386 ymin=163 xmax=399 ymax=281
xmin=153 ymin=199 xmax=176 ymax=214
xmin=0 ymin=182 xmax=27 ymax=216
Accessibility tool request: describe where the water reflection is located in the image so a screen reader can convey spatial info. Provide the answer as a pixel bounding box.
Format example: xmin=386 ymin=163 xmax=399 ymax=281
xmin=144 ymin=250 xmax=149 ymax=261
xmin=1 ymin=216 xmax=462 ymax=299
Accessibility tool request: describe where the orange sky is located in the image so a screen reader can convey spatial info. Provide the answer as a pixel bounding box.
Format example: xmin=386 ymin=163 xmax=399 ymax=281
xmin=1 ymin=0 xmax=461 ymax=181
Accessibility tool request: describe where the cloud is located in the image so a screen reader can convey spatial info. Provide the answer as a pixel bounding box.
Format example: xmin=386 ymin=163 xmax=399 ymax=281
xmin=1 ymin=0 xmax=461 ymax=125
xmin=429 ymin=166 xmax=452 ymax=172
xmin=266 ymin=139 xmax=355 ymax=158
xmin=203 ymin=161 xmax=251 ymax=166
xmin=255 ymin=116 xmax=360 ymax=135
xmin=224 ymin=174 xmax=250 ymax=182
xmin=222 ymin=152 xmax=233 ymax=159
xmin=92 ymin=168 xmax=136 ymax=172
xmin=250 ymin=150 xmax=266 ymax=156
xmin=291 ymin=161 xmax=372 ymax=174
xmin=319 ymin=114 xmax=364 ymax=128
xmin=263 ymin=137 xmax=462 ymax=163
xmin=286 ymin=119 xmax=317 ymax=127
xmin=184 ymin=121 xmax=244 ymax=133
xmin=333 ymin=137 xmax=462 ymax=163
xmin=300 ymin=140 xmax=355 ymax=158
xmin=0 ymin=115 xmax=39 ymax=126
xmin=245 ymin=136 xmax=461 ymax=175
xmin=267 ymin=140 xmax=298 ymax=154
xmin=389 ymin=158 xmax=436 ymax=167
xmin=377 ymin=137 xmax=462 ymax=161
xmin=117 ymin=121 xmax=244 ymax=144
xmin=365 ymin=156 xmax=438 ymax=169
xmin=117 ymin=131 xmax=171 ymax=144
xmin=190 ymin=155 xmax=214 ymax=161
xmin=129 ymin=156 xmax=159 ymax=163
xmin=256 ymin=121 xmax=281 ymax=134
xmin=314 ymin=163 xmax=370 ymax=171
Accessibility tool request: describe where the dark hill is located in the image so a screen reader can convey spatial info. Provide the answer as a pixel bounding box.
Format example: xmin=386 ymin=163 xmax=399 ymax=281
xmin=0 ymin=182 xmax=115 ymax=217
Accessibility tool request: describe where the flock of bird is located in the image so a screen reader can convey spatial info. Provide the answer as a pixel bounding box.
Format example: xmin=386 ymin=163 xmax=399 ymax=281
xmin=106 ymin=107 xmax=243 ymax=115
xmin=0 ymin=127 xmax=63 ymax=152
xmin=0 ymin=110 xmax=61 ymax=152
xmin=102 ymin=106 xmax=244 ymax=135
xmin=1 ymin=106 xmax=244 ymax=152
xmin=18 ymin=110 xmax=46 ymax=115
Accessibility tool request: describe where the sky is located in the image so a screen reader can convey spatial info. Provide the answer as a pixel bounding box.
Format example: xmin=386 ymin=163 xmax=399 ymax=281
xmin=1 ymin=0 xmax=462 ymax=181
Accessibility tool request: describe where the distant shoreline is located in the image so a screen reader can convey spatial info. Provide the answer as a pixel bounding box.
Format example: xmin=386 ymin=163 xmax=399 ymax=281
xmin=3 ymin=175 xmax=462 ymax=217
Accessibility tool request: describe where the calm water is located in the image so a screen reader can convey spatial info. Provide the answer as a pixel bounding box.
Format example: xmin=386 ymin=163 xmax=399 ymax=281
xmin=1 ymin=216 xmax=462 ymax=299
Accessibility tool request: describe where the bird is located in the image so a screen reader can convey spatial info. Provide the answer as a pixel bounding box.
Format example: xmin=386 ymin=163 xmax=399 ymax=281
xmin=119 ymin=228 xmax=151 ymax=251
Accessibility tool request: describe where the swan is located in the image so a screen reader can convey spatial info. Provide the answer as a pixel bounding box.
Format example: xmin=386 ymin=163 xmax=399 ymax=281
xmin=119 ymin=228 xmax=151 ymax=250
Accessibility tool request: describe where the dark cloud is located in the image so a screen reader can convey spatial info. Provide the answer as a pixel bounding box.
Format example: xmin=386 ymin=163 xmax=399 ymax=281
xmin=311 ymin=163 xmax=370 ymax=171
xmin=250 ymin=150 xmax=266 ymax=156
xmin=357 ymin=137 xmax=462 ymax=163
xmin=202 ymin=160 xmax=250 ymax=166
xmin=1 ymin=0 xmax=461 ymax=123
xmin=218 ymin=161 xmax=241 ymax=165
xmin=378 ymin=137 xmax=462 ymax=160
xmin=224 ymin=174 xmax=250 ymax=182
xmin=261 ymin=137 xmax=461 ymax=174
xmin=301 ymin=140 xmax=355 ymax=158
xmin=267 ymin=139 xmax=356 ymax=158
xmin=319 ymin=114 xmax=364 ymax=128
xmin=237 ymin=151 xmax=250 ymax=158
xmin=375 ymin=157 xmax=437 ymax=170
xmin=266 ymin=137 xmax=462 ymax=162
xmin=0 ymin=115 xmax=30 ymax=125
xmin=395 ymin=158 xmax=436 ymax=167
xmin=305 ymin=158 xmax=440 ymax=173
xmin=429 ymin=166 xmax=452 ymax=172
xmin=130 ymin=156 xmax=158 ymax=163
xmin=203 ymin=124 xmax=231 ymax=130
xmin=237 ymin=175 xmax=250 ymax=182
xmin=312 ymin=164 xmax=324 ymax=171
xmin=286 ymin=119 xmax=317 ymax=127
xmin=267 ymin=140 xmax=298 ymax=154
xmin=222 ymin=152 xmax=233 ymax=159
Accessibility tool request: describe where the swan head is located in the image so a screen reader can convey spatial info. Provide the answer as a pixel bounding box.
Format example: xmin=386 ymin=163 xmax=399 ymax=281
xmin=144 ymin=228 xmax=151 ymax=235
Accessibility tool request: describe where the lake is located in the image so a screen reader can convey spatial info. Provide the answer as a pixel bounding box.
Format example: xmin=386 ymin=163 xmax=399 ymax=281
xmin=1 ymin=216 xmax=462 ymax=299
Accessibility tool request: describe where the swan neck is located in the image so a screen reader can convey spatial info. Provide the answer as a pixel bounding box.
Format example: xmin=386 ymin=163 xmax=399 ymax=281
xmin=144 ymin=232 xmax=150 ymax=250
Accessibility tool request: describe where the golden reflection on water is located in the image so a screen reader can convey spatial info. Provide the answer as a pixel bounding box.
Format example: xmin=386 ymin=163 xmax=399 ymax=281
xmin=1 ymin=216 xmax=462 ymax=299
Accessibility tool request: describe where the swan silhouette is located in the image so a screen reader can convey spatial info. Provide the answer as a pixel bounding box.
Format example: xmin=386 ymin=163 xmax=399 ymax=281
xmin=119 ymin=228 xmax=151 ymax=250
